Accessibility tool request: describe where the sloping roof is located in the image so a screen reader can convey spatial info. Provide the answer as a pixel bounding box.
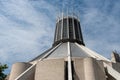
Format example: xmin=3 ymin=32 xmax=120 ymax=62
xmin=30 ymin=42 xmax=110 ymax=62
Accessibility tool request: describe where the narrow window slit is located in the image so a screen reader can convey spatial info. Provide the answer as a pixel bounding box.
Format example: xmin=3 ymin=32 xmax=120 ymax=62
xmin=65 ymin=61 xmax=68 ymax=80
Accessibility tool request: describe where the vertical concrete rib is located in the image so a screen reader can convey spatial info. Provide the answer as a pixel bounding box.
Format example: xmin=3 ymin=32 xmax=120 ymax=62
xmin=61 ymin=13 xmax=64 ymax=39
xmin=67 ymin=14 xmax=69 ymax=38
xmin=67 ymin=42 xmax=73 ymax=80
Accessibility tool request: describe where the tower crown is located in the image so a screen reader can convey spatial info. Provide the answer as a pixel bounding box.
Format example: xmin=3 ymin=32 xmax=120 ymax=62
xmin=53 ymin=16 xmax=85 ymax=46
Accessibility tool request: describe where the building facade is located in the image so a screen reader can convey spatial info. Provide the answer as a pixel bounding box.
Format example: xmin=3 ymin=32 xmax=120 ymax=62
xmin=8 ymin=15 xmax=120 ymax=80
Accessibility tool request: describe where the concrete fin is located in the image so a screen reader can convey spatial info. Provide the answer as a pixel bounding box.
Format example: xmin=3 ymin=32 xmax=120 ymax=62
xmin=104 ymin=63 xmax=120 ymax=80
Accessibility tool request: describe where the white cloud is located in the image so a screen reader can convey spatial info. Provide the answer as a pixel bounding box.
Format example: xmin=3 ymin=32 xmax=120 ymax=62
xmin=0 ymin=0 xmax=56 ymax=72
xmin=81 ymin=1 xmax=120 ymax=58
xmin=0 ymin=0 xmax=120 ymax=74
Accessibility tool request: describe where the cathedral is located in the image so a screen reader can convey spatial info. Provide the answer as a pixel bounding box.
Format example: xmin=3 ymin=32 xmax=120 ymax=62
xmin=8 ymin=10 xmax=120 ymax=80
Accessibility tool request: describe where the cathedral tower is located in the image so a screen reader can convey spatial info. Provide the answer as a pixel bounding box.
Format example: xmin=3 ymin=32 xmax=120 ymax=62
xmin=8 ymin=5 xmax=120 ymax=80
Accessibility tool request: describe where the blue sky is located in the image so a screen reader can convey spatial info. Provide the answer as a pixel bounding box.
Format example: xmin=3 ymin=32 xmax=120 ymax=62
xmin=0 ymin=0 xmax=120 ymax=73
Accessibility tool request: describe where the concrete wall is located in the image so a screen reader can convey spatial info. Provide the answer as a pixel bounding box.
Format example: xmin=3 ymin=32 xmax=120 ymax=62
xmin=8 ymin=57 xmax=113 ymax=80
xmin=72 ymin=57 xmax=106 ymax=80
xmin=105 ymin=59 xmax=120 ymax=80
xmin=73 ymin=58 xmax=85 ymax=80
xmin=84 ymin=57 xmax=106 ymax=80
xmin=9 ymin=62 xmax=32 ymax=80
xmin=35 ymin=59 xmax=65 ymax=80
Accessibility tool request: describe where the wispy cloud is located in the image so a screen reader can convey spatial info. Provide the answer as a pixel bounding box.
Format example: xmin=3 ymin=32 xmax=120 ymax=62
xmin=81 ymin=0 xmax=120 ymax=58
xmin=0 ymin=0 xmax=56 ymax=73
xmin=0 ymin=0 xmax=120 ymax=73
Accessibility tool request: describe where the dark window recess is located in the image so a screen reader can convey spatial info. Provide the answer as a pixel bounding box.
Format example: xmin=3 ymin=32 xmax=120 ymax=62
xmin=72 ymin=61 xmax=75 ymax=80
xmin=69 ymin=18 xmax=74 ymax=39
xmin=78 ymin=22 xmax=83 ymax=41
xmin=74 ymin=19 xmax=79 ymax=40
xmin=72 ymin=61 xmax=79 ymax=80
xmin=57 ymin=20 xmax=62 ymax=40
xmin=65 ymin=61 xmax=68 ymax=80
xmin=63 ymin=19 xmax=68 ymax=39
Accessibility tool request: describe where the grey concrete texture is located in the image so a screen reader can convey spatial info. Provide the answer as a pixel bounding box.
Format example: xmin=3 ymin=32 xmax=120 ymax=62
xmin=73 ymin=58 xmax=85 ymax=80
xmin=8 ymin=57 xmax=120 ymax=80
xmin=16 ymin=65 xmax=35 ymax=80
xmin=35 ymin=59 xmax=65 ymax=80
xmin=73 ymin=57 xmax=106 ymax=80
xmin=9 ymin=62 xmax=32 ymax=80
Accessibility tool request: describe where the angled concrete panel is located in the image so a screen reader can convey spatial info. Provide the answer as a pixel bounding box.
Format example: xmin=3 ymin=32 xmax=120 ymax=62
xmin=112 ymin=62 xmax=120 ymax=73
xmin=17 ymin=65 xmax=35 ymax=80
xmin=9 ymin=62 xmax=32 ymax=80
xmin=84 ymin=57 xmax=106 ymax=80
xmin=47 ymin=43 xmax=68 ymax=58
xmin=71 ymin=43 xmax=90 ymax=57
xmin=73 ymin=58 xmax=85 ymax=80
xmin=35 ymin=59 xmax=65 ymax=80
